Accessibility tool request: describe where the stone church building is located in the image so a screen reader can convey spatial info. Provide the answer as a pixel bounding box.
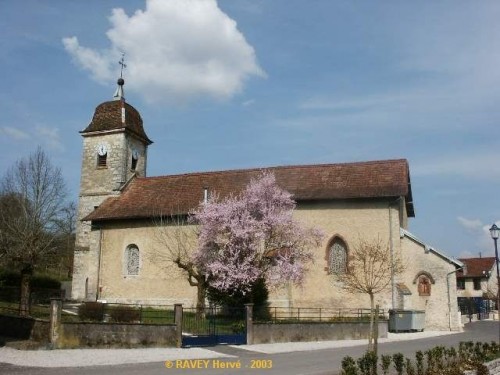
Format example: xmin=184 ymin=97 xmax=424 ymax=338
xmin=72 ymin=79 xmax=462 ymax=331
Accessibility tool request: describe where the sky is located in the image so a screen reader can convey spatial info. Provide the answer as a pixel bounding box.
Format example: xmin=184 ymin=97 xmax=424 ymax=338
xmin=0 ymin=0 xmax=499 ymax=260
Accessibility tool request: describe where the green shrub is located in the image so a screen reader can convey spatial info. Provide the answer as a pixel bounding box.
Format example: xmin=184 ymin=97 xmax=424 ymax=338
xmin=415 ymin=350 xmax=424 ymax=375
xmin=78 ymin=302 xmax=104 ymax=322
xmin=406 ymin=358 xmax=415 ymax=375
xmin=208 ymin=278 xmax=270 ymax=321
xmin=392 ymin=353 xmax=404 ymax=375
xmin=32 ymin=275 xmax=61 ymax=289
xmin=476 ymin=362 xmax=489 ymax=375
xmin=380 ymin=354 xmax=391 ymax=375
xmin=0 ymin=271 xmax=61 ymax=289
xmin=341 ymin=342 xmax=500 ymax=375
xmin=108 ymin=305 xmax=141 ymax=323
xmin=341 ymin=356 xmax=358 ymax=375
xmin=0 ymin=271 xmax=21 ymax=287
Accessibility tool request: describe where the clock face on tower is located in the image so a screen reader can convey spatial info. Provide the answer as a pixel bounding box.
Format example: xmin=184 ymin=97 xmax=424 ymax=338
xmin=97 ymin=144 xmax=108 ymax=156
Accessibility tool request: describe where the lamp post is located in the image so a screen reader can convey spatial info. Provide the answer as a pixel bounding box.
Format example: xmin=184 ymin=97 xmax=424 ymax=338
xmin=489 ymin=223 xmax=500 ymax=344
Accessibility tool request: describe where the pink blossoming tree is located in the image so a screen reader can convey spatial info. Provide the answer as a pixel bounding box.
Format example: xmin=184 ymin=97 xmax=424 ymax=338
xmin=191 ymin=172 xmax=323 ymax=295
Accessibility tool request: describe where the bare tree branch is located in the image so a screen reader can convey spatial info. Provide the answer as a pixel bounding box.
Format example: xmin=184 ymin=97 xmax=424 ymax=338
xmin=336 ymin=236 xmax=405 ymax=352
xmin=0 ymin=147 xmax=68 ymax=316
xmin=150 ymin=210 xmax=207 ymax=312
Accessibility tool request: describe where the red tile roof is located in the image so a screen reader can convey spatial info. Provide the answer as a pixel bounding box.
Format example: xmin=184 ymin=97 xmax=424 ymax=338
xmin=81 ymin=100 xmax=152 ymax=144
xmin=457 ymin=257 xmax=496 ymax=278
xmin=84 ymin=159 xmax=414 ymax=222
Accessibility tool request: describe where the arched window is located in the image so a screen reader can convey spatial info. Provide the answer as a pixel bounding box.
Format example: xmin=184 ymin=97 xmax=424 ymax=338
xmin=327 ymin=237 xmax=347 ymax=275
xmin=125 ymin=245 xmax=140 ymax=276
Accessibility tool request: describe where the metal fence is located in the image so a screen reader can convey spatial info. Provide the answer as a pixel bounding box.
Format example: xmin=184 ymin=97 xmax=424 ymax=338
xmin=457 ymin=297 xmax=493 ymax=320
xmin=254 ymin=306 xmax=387 ymax=323
xmin=182 ymin=306 xmax=246 ymax=336
xmin=61 ymin=302 xmax=176 ymax=324
xmin=0 ymin=287 xmax=57 ymax=320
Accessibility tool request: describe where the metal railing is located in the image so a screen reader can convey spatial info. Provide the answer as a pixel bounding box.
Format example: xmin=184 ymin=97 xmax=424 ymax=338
xmin=182 ymin=306 xmax=246 ymax=335
xmin=61 ymin=302 xmax=176 ymax=324
xmin=0 ymin=287 xmax=56 ymax=320
xmin=254 ymin=306 xmax=387 ymax=323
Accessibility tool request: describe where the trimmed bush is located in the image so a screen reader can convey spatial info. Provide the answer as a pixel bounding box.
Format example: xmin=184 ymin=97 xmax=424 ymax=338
xmin=108 ymin=305 xmax=141 ymax=323
xmin=78 ymin=302 xmax=104 ymax=322
xmin=341 ymin=356 xmax=358 ymax=375
xmin=341 ymin=341 xmax=500 ymax=375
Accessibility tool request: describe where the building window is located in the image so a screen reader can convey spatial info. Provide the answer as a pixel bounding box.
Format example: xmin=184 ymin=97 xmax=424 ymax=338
xmin=97 ymin=154 xmax=107 ymax=168
xmin=418 ymin=276 xmax=431 ymax=296
xmin=457 ymin=279 xmax=465 ymax=290
xmin=328 ymin=238 xmax=347 ymax=275
xmin=131 ymin=149 xmax=139 ymax=171
xmin=473 ymin=278 xmax=482 ymax=290
xmin=125 ymin=245 xmax=140 ymax=276
xmin=131 ymin=155 xmax=138 ymax=171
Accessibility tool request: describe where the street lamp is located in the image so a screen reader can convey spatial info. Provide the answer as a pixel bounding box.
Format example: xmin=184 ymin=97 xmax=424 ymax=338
xmin=489 ymin=223 xmax=500 ymax=344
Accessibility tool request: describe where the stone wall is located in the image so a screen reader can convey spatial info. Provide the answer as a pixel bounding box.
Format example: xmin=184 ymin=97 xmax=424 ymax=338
xmin=76 ymin=198 xmax=461 ymax=331
xmin=92 ymin=200 xmax=400 ymax=308
xmin=399 ymin=234 xmax=461 ymax=331
xmin=271 ymin=200 xmax=400 ymax=309
xmin=72 ymin=128 xmax=150 ymax=301
xmin=252 ymin=321 xmax=388 ymax=344
xmin=56 ymin=322 xmax=177 ymax=349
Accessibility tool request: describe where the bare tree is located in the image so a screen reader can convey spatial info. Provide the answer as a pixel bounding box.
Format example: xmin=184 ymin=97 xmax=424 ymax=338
xmin=0 ymin=147 xmax=67 ymax=316
xmin=45 ymin=201 xmax=76 ymax=278
xmin=336 ymin=236 xmax=405 ymax=353
xmin=151 ymin=214 xmax=207 ymax=314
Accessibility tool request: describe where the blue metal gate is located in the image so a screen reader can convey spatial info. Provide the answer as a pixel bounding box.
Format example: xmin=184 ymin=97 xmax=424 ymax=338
xmin=181 ymin=306 xmax=246 ymax=347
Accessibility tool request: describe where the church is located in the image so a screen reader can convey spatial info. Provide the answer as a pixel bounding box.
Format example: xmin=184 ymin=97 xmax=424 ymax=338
xmin=72 ymin=78 xmax=462 ymax=331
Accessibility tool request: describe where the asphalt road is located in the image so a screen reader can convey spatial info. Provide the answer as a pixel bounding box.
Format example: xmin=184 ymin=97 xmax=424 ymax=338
xmin=0 ymin=321 xmax=497 ymax=375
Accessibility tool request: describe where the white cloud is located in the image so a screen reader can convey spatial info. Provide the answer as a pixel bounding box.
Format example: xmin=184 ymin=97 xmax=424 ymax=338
xmin=0 ymin=125 xmax=63 ymax=152
xmin=62 ymin=37 xmax=114 ymax=82
xmin=455 ymin=218 xmax=500 ymax=257
xmin=0 ymin=126 xmax=30 ymax=140
xmin=36 ymin=126 xmax=64 ymax=151
xmin=242 ymin=99 xmax=255 ymax=107
xmin=63 ymin=0 xmax=265 ymax=104
xmin=477 ymin=222 xmax=500 ymax=255
xmin=412 ymin=151 xmax=500 ymax=181
xmin=457 ymin=216 xmax=483 ymax=232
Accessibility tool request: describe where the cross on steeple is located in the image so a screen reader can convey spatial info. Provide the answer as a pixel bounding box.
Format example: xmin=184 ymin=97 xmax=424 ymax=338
xmin=119 ymin=53 xmax=127 ymax=79
xmin=113 ymin=53 xmax=126 ymax=100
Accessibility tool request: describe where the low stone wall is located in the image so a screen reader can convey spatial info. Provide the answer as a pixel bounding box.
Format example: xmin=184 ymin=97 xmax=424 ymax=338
xmin=57 ymin=322 xmax=177 ymax=348
xmin=0 ymin=315 xmax=50 ymax=343
xmin=252 ymin=321 xmax=388 ymax=344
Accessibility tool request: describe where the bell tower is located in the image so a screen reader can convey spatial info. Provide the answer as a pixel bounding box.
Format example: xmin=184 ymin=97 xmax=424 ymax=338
xmin=72 ymin=61 xmax=153 ymax=300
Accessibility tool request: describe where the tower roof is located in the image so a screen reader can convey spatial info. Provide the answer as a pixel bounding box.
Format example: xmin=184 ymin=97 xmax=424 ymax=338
xmin=82 ymin=55 xmax=152 ymax=144
xmin=81 ymin=100 xmax=152 ymax=144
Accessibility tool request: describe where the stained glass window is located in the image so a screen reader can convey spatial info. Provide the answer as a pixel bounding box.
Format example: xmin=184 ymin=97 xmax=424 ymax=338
xmin=329 ymin=240 xmax=347 ymax=274
xmin=126 ymin=245 xmax=140 ymax=276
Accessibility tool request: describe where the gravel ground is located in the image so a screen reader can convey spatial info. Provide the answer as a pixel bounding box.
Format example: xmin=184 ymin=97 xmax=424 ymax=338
xmin=0 ymin=331 xmax=456 ymax=368
xmin=0 ymin=347 xmax=234 ymax=368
